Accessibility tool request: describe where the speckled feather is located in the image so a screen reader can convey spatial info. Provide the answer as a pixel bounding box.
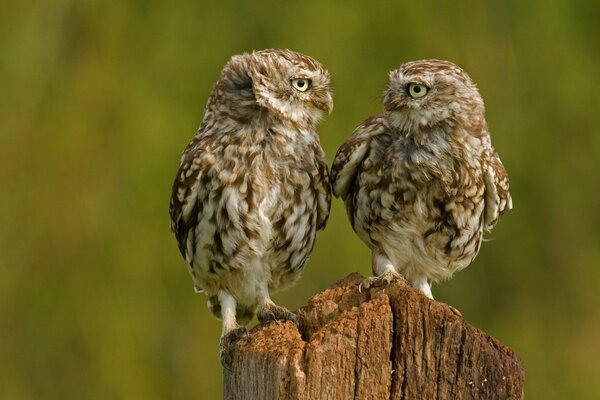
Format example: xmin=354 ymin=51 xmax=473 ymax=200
xmin=170 ymin=49 xmax=332 ymax=326
xmin=331 ymin=60 xmax=511 ymax=296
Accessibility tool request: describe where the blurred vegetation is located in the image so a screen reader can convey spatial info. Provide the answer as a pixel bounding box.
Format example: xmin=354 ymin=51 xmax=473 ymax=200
xmin=1 ymin=0 xmax=599 ymax=398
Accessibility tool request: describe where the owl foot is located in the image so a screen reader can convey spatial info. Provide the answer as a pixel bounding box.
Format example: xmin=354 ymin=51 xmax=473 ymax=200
xmin=446 ymin=304 xmax=463 ymax=318
xmin=359 ymin=270 xmax=404 ymax=293
xmin=257 ymin=303 xmax=299 ymax=327
xmin=219 ymin=326 xmax=248 ymax=369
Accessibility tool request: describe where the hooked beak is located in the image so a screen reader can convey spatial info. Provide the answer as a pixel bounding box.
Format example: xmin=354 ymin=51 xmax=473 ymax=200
xmin=325 ymin=94 xmax=334 ymax=114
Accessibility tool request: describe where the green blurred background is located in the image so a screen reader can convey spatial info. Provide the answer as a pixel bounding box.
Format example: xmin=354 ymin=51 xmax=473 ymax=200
xmin=1 ymin=0 xmax=599 ymax=398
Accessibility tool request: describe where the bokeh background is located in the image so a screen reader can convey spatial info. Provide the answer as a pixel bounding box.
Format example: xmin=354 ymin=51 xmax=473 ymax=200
xmin=2 ymin=0 xmax=599 ymax=398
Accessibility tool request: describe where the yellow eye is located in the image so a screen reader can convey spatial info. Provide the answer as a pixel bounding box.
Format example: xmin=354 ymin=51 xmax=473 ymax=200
xmin=407 ymin=83 xmax=428 ymax=98
xmin=291 ymin=78 xmax=311 ymax=92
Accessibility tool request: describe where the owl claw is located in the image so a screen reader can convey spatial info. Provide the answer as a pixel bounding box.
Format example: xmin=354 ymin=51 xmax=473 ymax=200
xmin=260 ymin=310 xmax=279 ymax=324
xmin=220 ymin=326 xmax=248 ymax=369
xmin=359 ymin=271 xmax=403 ymax=292
xmin=447 ymin=305 xmax=463 ymax=317
xmin=258 ymin=303 xmax=299 ymax=327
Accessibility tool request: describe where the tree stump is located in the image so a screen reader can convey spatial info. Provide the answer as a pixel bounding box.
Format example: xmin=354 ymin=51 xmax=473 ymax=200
xmin=223 ymin=273 xmax=524 ymax=400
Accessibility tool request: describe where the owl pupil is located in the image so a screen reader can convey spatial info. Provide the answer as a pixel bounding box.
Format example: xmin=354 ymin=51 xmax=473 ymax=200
xmin=298 ymin=80 xmax=305 ymax=87
xmin=413 ymin=86 xmax=421 ymax=93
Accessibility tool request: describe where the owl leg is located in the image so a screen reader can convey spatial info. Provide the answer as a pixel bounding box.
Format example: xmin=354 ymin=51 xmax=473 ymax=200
xmin=218 ymin=290 xmax=248 ymax=369
xmin=257 ymin=292 xmax=299 ymax=327
xmin=359 ymin=250 xmax=404 ymax=292
xmin=410 ymin=276 xmax=434 ymax=299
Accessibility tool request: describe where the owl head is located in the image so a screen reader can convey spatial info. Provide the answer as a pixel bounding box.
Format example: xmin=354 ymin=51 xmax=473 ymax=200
xmin=211 ymin=49 xmax=333 ymax=128
xmin=383 ymin=60 xmax=485 ymax=134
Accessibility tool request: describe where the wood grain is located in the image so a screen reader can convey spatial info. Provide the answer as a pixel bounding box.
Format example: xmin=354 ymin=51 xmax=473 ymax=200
xmin=224 ymin=273 xmax=524 ymax=400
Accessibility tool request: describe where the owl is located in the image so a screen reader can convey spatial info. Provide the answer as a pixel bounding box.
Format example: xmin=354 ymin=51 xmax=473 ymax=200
xmin=169 ymin=49 xmax=332 ymax=366
xmin=331 ymin=60 xmax=511 ymax=300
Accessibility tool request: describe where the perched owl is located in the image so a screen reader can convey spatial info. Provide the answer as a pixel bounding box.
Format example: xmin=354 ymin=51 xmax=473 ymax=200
xmin=169 ymin=49 xmax=332 ymax=366
xmin=331 ymin=60 xmax=511 ymax=300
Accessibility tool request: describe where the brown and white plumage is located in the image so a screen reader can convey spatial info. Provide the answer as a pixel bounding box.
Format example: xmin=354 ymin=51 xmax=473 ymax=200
xmin=331 ymin=59 xmax=511 ymax=299
xmin=169 ymin=49 xmax=332 ymax=365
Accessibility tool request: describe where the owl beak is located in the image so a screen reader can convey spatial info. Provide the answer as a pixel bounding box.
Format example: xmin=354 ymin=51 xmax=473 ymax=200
xmin=325 ymin=95 xmax=334 ymax=115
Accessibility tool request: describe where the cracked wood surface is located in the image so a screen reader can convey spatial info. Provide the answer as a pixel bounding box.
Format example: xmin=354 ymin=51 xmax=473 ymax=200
xmin=223 ymin=273 xmax=524 ymax=400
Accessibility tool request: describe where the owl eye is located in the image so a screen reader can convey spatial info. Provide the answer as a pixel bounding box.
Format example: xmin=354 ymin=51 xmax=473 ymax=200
xmin=291 ymin=78 xmax=311 ymax=92
xmin=407 ymin=83 xmax=429 ymax=98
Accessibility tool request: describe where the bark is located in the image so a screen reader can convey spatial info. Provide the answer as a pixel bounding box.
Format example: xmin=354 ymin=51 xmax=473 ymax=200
xmin=224 ymin=273 xmax=524 ymax=400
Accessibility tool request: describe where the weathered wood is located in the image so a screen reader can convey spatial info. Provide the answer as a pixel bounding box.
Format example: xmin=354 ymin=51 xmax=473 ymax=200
xmin=224 ymin=273 xmax=524 ymax=400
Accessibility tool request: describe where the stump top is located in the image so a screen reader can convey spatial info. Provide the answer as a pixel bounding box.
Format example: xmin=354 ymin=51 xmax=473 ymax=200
xmin=225 ymin=273 xmax=524 ymax=400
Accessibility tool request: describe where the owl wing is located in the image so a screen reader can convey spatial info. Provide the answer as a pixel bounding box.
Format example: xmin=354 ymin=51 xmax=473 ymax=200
xmin=314 ymin=148 xmax=332 ymax=230
xmin=331 ymin=117 xmax=386 ymax=199
xmin=483 ymin=148 xmax=512 ymax=231
xmin=169 ymin=140 xmax=211 ymax=266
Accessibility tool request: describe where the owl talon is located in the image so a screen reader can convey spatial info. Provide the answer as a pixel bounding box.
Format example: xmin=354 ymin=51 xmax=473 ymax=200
xmin=258 ymin=310 xmax=279 ymax=324
xmin=258 ymin=303 xmax=299 ymax=327
xmin=359 ymin=271 xmax=403 ymax=292
xmin=447 ymin=305 xmax=462 ymax=317
xmin=219 ymin=326 xmax=248 ymax=369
